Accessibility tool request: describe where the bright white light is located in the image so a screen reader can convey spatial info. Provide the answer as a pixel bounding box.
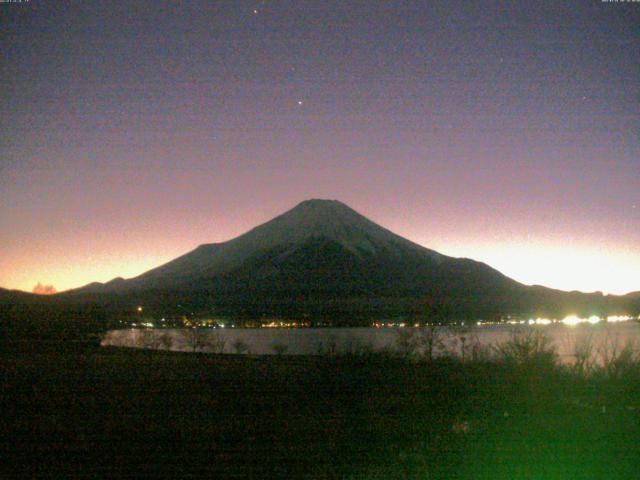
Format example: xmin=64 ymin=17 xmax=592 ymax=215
xmin=587 ymin=315 xmax=601 ymax=325
xmin=562 ymin=315 xmax=582 ymax=326
xmin=528 ymin=319 xmax=534 ymax=325
xmin=535 ymin=318 xmax=551 ymax=325
xmin=607 ymin=315 xmax=631 ymax=323
xmin=429 ymin=242 xmax=640 ymax=295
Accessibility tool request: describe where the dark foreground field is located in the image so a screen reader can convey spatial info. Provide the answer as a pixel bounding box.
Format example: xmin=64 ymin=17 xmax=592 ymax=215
xmin=2 ymin=344 xmax=639 ymax=479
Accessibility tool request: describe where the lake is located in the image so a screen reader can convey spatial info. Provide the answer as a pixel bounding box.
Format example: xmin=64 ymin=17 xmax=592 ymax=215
xmin=101 ymin=321 xmax=640 ymax=365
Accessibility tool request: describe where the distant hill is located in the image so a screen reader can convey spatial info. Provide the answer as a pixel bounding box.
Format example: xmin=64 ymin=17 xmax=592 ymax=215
xmin=0 ymin=287 xmax=37 ymax=302
xmin=61 ymin=199 xmax=639 ymax=323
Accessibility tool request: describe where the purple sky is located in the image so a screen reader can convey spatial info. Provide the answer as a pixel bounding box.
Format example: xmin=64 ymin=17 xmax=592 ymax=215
xmin=1 ymin=1 xmax=638 ymax=294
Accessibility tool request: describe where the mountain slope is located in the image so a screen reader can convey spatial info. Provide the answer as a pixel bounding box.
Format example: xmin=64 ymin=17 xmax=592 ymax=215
xmin=65 ymin=199 xmax=638 ymax=321
xmin=136 ymin=198 xmax=448 ymax=286
xmin=76 ymin=199 xmax=513 ymax=294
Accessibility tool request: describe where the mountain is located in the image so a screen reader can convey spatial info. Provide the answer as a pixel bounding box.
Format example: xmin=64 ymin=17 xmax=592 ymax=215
xmin=82 ymin=199 xmax=507 ymax=291
xmin=63 ymin=199 xmax=638 ymax=322
xmin=0 ymin=287 xmax=37 ymax=302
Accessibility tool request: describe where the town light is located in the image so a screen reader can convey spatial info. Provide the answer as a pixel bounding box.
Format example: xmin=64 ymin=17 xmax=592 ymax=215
xmin=561 ymin=315 xmax=581 ymax=326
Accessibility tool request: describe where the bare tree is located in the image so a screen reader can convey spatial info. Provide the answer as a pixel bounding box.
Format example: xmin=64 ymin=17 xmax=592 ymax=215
xmin=137 ymin=328 xmax=160 ymax=350
xmin=467 ymin=332 xmax=491 ymax=362
xmin=598 ymin=334 xmax=639 ymax=380
xmin=232 ymin=339 xmax=249 ymax=354
xmin=206 ymin=331 xmax=227 ymax=353
xmin=395 ymin=328 xmax=418 ymax=358
xmin=572 ymin=335 xmax=596 ymax=377
xmin=449 ymin=325 xmax=473 ymax=362
xmin=181 ymin=327 xmax=209 ymax=353
xmin=343 ymin=334 xmax=374 ymax=357
xmin=315 ymin=334 xmax=338 ymax=356
xmin=417 ymin=325 xmax=446 ymax=361
xmin=159 ymin=332 xmax=173 ymax=351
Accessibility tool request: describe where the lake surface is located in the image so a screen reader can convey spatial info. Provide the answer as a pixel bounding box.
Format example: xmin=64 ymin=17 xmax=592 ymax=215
xmin=101 ymin=322 xmax=640 ymax=365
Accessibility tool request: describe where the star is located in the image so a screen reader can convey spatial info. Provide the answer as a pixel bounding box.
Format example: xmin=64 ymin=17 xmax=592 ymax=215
xmin=297 ymin=100 xmax=303 ymax=106
xmin=253 ymin=9 xmax=258 ymax=14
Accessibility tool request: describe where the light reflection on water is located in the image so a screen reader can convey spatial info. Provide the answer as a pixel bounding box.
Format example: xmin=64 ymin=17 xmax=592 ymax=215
xmin=101 ymin=322 xmax=640 ymax=365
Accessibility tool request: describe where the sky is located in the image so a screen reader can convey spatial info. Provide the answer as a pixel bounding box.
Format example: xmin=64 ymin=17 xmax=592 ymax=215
xmin=1 ymin=0 xmax=638 ymax=295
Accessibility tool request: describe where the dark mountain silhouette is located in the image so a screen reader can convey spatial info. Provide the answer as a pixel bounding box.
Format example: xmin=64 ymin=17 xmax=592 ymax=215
xmin=62 ymin=199 xmax=638 ymax=323
xmin=76 ymin=199 xmax=510 ymax=292
xmin=0 ymin=287 xmax=37 ymax=301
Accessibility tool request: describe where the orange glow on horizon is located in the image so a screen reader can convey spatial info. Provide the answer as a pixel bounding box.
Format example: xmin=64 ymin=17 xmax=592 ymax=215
xmin=1 ymin=196 xmax=638 ymax=296
xmin=429 ymin=240 xmax=639 ymax=296
xmin=2 ymin=251 xmax=183 ymax=294
xmin=4 ymin=234 xmax=639 ymax=296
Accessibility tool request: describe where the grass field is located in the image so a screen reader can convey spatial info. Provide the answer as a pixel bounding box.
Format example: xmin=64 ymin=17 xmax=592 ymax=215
xmin=2 ymin=343 xmax=639 ymax=479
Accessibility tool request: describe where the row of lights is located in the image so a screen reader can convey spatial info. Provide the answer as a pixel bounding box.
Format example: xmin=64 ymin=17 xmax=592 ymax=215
xmin=263 ymin=321 xmax=310 ymax=328
xmin=502 ymin=315 xmax=636 ymax=327
xmin=134 ymin=305 xmax=635 ymax=329
xmin=560 ymin=315 xmax=636 ymax=326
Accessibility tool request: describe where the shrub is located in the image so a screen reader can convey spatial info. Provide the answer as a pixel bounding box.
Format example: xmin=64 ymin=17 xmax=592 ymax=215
xmin=136 ymin=328 xmax=160 ymax=350
xmin=315 ymin=335 xmax=338 ymax=356
xmin=598 ymin=336 xmax=640 ymax=380
xmin=342 ymin=334 xmax=374 ymax=357
xmin=270 ymin=341 xmax=288 ymax=355
xmin=159 ymin=332 xmax=173 ymax=351
xmin=494 ymin=329 xmax=558 ymax=371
